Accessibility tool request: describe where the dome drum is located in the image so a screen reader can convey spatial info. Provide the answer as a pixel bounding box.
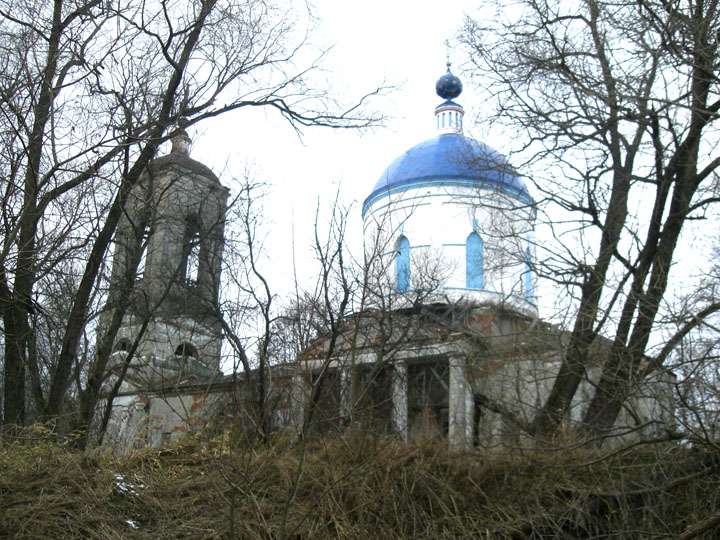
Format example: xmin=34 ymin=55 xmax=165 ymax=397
xmin=363 ymin=184 xmax=536 ymax=316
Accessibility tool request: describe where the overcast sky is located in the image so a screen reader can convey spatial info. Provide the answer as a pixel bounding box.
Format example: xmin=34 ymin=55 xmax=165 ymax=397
xmin=186 ymin=1 xmax=501 ymax=297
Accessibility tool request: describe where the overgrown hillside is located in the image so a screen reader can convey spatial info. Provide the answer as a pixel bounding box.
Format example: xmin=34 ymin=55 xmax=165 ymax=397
xmin=1 ymin=429 xmax=719 ymax=539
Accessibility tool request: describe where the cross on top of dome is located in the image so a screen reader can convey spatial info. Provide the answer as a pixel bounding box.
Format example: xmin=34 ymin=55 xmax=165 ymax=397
xmin=435 ymin=51 xmax=463 ymax=100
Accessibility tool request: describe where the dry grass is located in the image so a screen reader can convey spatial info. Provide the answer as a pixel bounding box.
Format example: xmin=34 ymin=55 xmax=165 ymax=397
xmin=1 ymin=426 xmax=719 ymax=539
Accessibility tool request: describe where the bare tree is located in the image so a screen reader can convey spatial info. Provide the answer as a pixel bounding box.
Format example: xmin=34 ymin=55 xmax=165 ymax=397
xmin=462 ymin=0 xmax=720 ymax=441
xmin=211 ymin=178 xmax=281 ymax=442
xmin=0 ymin=0 xmax=383 ymax=428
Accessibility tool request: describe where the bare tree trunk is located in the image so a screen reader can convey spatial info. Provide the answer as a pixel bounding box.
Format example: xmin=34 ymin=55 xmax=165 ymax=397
xmin=532 ymin=157 xmax=634 ymax=435
xmin=2 ymin=0 xmax=64 ymax=426
xmin=583 ymin=16 xmax=716 ymax=437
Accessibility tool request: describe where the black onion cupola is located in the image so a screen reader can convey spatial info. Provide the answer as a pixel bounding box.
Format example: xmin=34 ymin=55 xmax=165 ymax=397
xmin=434 ymin=63 xmax=465 ymax=134
xmin=435 ymin=63 xmax=463 ymax=99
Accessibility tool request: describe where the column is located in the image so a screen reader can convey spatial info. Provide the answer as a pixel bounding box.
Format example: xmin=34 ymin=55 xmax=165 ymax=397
xmin=392 ymin=361 xmax=409 ymax=443
xmin=289 ymin=371 xmax=307 ymax=438
xmin=339 ymin=364 xmax=352 ymax=424
xmin=448 ymin=353 xmax=474 ymax=450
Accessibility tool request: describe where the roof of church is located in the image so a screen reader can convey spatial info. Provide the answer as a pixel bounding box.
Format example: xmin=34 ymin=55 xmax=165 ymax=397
xmin=146 ymin=131 xmax=224 ymax=187
xmin=363 ymin=132 xmax=532 ymax=214
xmin=363 ymin=64 xmax=532 ymax=215
xmin=149 ymin=151 xmax=222 ymax=186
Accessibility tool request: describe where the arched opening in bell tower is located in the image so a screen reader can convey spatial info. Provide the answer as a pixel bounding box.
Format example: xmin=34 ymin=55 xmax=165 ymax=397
xmin=182 ymin=219 xmax=202 ymax=285
xmin=136 ymin=223 xmax=151 ymax=280
xmin=174 ymin=342 xmax=198 ymax=359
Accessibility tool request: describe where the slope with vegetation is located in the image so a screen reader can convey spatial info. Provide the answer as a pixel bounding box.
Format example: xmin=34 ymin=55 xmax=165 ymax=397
xmin=1 ymin=427 xmax=719 ymax=539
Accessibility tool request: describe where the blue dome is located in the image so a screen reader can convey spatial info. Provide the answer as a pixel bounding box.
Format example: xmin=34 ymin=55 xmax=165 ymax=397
xmin=363 ymin=133 xmax=532 ymax=215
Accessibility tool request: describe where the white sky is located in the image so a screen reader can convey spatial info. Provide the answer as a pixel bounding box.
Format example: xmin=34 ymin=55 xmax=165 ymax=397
xmin=187 ymin=0 xmax=510 ymax=299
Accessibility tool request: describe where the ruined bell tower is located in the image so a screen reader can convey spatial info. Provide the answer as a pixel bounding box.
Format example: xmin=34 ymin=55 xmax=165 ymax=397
xmin=106 ymin=131 xmax=229 ymax=387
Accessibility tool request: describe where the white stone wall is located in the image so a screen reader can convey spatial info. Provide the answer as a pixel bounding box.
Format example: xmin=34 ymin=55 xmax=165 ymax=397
xmin=100 ymin=390 xmax=226 ymax=452
xmin=469 ymin=355 xmax=675 ymax=448
xmin=99 ymin=394 xmax=148 ymax=454
xmin=114 ymin=317 xmax=220 ymax=376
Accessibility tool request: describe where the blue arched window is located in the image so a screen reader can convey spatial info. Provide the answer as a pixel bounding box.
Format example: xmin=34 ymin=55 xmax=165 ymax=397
xmin=523 ymin=247 xmax=534 ymax=300
xmin=466 ymin=232 xmax=484 ymax=289
xmin=395 ymin=235 xmax=410 ymax=292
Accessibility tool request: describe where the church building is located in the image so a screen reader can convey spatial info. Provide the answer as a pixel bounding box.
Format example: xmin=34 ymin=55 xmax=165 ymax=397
xmin=100 ymin=67 xmax=674 ymax=452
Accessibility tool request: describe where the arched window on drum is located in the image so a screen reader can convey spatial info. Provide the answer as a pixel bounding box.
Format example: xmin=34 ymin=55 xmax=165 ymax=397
xmin=523 ymin=247 xmax=534 ymax=300
xmin=136 ymin=223 xmax=151 ymax=280
xmin=395 ymin=235 xmax=410 ymax=293
xmin=466 ymin=232 xmax=484 ymax=289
